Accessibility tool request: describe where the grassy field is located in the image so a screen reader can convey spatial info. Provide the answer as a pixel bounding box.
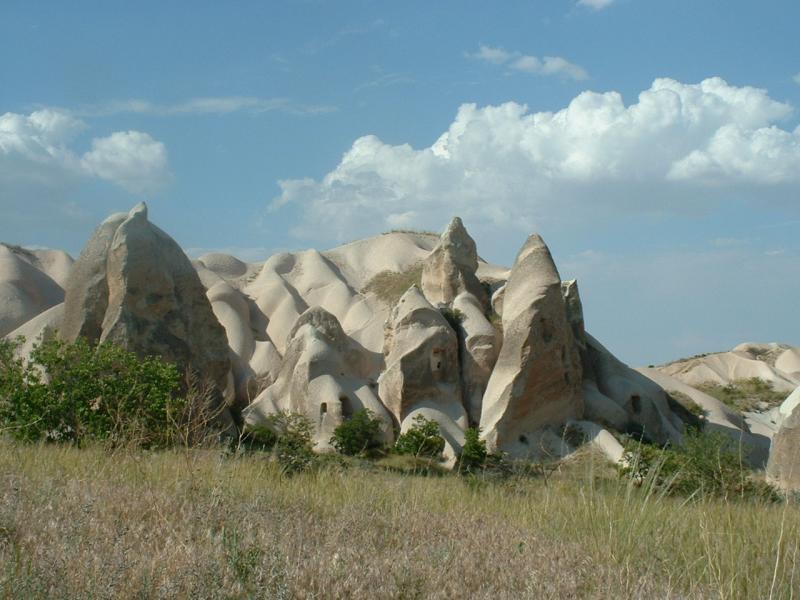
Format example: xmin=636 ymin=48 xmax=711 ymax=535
xmin=1 ymin=442 xmax=798 ymax=599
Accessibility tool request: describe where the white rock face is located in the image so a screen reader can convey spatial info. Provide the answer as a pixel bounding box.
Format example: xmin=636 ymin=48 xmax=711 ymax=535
xmin=479 ymin=234 xmax=583 ymax=458
xmin=5 ymin=303 xmax=64 ymax=361
xmin=60 ymin=203 xmax=232 ymax=411
xmin=584 ymin=334 xmax=683 ymax=446
xmin=378 ymin=286 xmax=467 ymax=460
xmin=658 ymin=343 xmax=800 ymax=393
xmin=767 ymin=387 xmax=800 ymax=492
xmin=453 ymin=291 xmax=500 ymax=425
xmin=0 ymin=244 xmax=65 ymax=337
xmin=421 ymin=217 xmax=488 ymax=309
xmin=243 ymin=307 xmax=393 ymax=449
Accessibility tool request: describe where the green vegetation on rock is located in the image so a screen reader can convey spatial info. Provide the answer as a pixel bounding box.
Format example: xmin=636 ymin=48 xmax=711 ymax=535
xmin=694 ymin=377 xmax=786 ymax=412
xmin=621 ymin=428 xmax=778 ymax=501
xmin=394 ymin=414 xmax=445 ymax=458
xmin=330 ymin=408 xmax=383 ymax=456
xmin=361 ymin=263 xmax=423 ymax=305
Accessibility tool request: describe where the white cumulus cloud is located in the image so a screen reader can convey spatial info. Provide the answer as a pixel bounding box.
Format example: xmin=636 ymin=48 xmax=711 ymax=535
xmin=469 ymin=45 xmax=588 ymax=80
xmin=272 ymin=77 xmax=800 ymax=245
xmin=578 ymin=0 xmax=615 ymax=10
xmin=0 ymin=109 xmax=170 ymax=195
xmin=81 ymin=131 xmax=170 ymax=194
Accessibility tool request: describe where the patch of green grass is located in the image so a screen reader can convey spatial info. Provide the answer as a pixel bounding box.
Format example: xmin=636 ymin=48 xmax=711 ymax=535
xmin=695 ymin=378 xmax=787 ymax=413
xmin=361 ymin=262 xmax=423 ymax=305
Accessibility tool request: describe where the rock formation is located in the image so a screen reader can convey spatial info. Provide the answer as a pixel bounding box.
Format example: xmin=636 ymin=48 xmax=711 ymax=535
xmin=5 ymin=208 xmax=719 ymax=469
xmin=61 ymin=203 xmax=233 ymax=415
xmin=767 ymin=387 xmax=800 ymax=491
xmin=657 ymin=343 xmax=799 ymax=393
xmin=378 ymin=286 xmax=467 ymax=460
xmin=453 ymin=291 xmax=500 ymax=425
xmin=479 ymin=234 xmax=583 ymax=458
xmin=421 ymin=217 xmax=488 ymax=309
xmin=583 ymin=334 xmax=684 ymax=445
xmin=243 ymin=307 xmax=392 ymax=449
xmin=0 ymin=244 xmax=65 ymax=337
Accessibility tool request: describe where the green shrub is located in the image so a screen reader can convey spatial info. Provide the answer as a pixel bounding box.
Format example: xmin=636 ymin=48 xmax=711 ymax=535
xmin=330 ymin=408 xmax=383 ymax=456
xmin=621 ymin=428 xmax=779 ymax=501
xmin=458 ymin=427 xmax=488 ymax=474
xmin=0 ymin=336 xmax=186 ymax=448
xmin=262 ymin=411 xmax=316 ymax=474
xmin=394 ymin=414 xmax=445 ymax=458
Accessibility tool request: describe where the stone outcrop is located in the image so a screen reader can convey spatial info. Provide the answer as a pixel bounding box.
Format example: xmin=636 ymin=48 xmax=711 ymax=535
xmin=583 ymin=334 xmax=683 ymax=445
xmin=378 ymin=286 xmax=467 ymax=460
xmin=0 ymin=244 xmax=65 ymax=337
xmin=479 ymin=234 xmax=583 ymax=458
xmin=767 ymin=387 xmax=800 ymax=491
xmin=453 ymin=291 xmax=500 ymax=425
xmin=421 ymin=217 xmax=488 ymax=309
xmin=243 ymin=307 xmax=392 ymax=449
xmin=61 ymin=203 xmax=233 ymax=412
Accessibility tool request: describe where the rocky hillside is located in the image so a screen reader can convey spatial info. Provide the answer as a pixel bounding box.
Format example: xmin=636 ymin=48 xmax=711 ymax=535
xmin=3 ymin=204 xmax=798 ymax=485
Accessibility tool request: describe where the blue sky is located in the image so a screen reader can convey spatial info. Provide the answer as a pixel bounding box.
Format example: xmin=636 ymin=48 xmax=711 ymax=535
xmin=2 ymin=0 xmax=799 ymax=365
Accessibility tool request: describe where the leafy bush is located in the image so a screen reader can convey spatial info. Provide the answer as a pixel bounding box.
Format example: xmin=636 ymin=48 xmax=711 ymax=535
xmin=0 ymin=336 xmax=188 ymax=448
xmin=265 ymin=411 xmax=315 ymax=474
xmin=621 ymin=428 xmax=779 ymax=500
xmin=695 ymin=378 xmax=786 ymax=413
xmin=458 ymin=426 xmax=489 ymax=474
xmin=394 ymin=414 xmax=445 ymax=458
xmin=330 ymin=408 xmax=383 ymax=456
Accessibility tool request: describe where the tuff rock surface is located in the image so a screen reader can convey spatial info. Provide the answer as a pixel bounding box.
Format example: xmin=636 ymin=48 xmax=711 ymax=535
xmin=479 ymin=234 xmax=584 ymax=458
xmin=243 ymin=306 xmax=392 ymax=449
xmin=61 ymin=203 xmax=233 ymax=411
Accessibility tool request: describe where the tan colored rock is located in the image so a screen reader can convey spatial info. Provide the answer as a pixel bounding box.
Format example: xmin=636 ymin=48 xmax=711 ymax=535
xmin=421 ymin=217 xmax=488 ymax=309
xmin=767 ymin=387 xmax=800 ymax=492
xmin=490 ymin=283 xmax=506 ymax=318
xmin=0 ymin=244 xmax=65 ymax=337
xmin=453 ymin=291 xmax=500 ymax=425
xmin=4 ymin=303 xmax=64 ymax=361
xmin=61 ymin=203 xmax=232 ymax=411
xmin=243 ymin=307 xmax=392 ymax=449
xmin=561 ymin=279 xmax=586 ymax=351
xmin=378 ymin=286 xmax=467 ymax=459
xmin=479 ymin=234 xmax=583 ymax=458
xmin=659 ymin=344 xmax=799 ymax=393
xmin=584 ymin=334 xmax=683 ymax=445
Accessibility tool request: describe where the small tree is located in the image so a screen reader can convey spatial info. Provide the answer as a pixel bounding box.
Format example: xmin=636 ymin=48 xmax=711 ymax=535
xmin=394 ymin=414 xmax=445 ymax=458
xmin=458 ymin=426 xmax=488 ymax=474
xmin=0 ymin=336 xmax=184 ymax=447
xmin=264 ymin=412 xmax=316 ymax=474
xmin=330 ymin=408 xmax=383 ymax=456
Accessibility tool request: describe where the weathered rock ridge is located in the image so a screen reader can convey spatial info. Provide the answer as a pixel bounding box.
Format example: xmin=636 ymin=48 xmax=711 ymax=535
xmin=18 ymin=206 xmax=775 ymax=469
xmin=61 ymin=203 xmax=233 ymax=414
xmin=479 ymin=234 xmax=584 ymax=458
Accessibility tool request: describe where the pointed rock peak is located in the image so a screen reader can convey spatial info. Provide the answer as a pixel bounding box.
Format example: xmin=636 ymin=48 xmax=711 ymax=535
xmin=443 ymin=216 xmax=466 ymax=238
xmin=128 ymin=201 xmax=149 ymax=220
xmin=512 ymin=234 xmax=560 ymax=285
xmin=438 ymin=216 xmax=478 ymax=269
xmin=394 ymin=285 xmax=434 ymax=313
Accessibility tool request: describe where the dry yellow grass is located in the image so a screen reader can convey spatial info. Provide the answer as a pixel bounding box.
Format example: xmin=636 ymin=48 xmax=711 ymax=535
xmin=0 ymin=442 xmax=798 ymax=599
